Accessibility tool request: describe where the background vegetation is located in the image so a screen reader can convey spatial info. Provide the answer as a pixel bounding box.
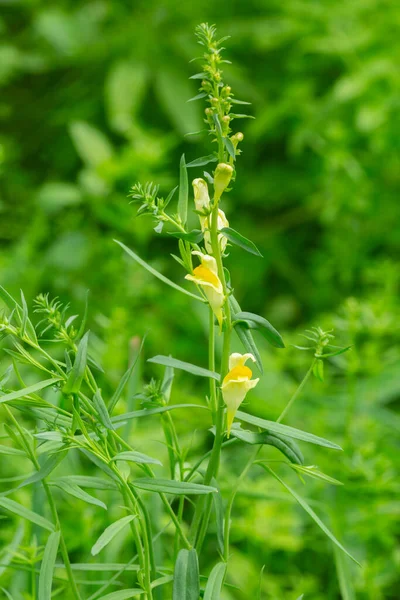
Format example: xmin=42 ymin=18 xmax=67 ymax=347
xmin=1 ymin=1 xmax=399 ymax=598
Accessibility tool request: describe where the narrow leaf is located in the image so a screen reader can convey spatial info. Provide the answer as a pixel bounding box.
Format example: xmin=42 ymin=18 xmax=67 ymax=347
xmin=0 ymin=497 xmax=55 ymax=531
xmin=93 ymin=389 xmax=114 ymax=430
xmin=115 ymin=240 xmax=204 ymax=302
xmin=220 ymin=227 xmax=262 ymax=257
xmin=0 ymin=378 xmax=61 ymax=405
xmin=187 ymin=92 xmax=207 ymax=102
xmin=55 ymin=476 xmax=117 ymax=491
xmin=111 ymin=451 xmax=162 ymax=466
xmin=262 ymin=466 xmax=360 ymax=565
xmin=109 ymin=338 xmax=145 ymax=413
xmin=211 ymin=478 xmax=224 ymax=556
xmin=132 ymin=478 xmax=217 ymax=495
xmin=112 ymin=403 xmax=208 ymax=425
xmin=231 ymin=428 xmax=303 ymax=464
xmin=223 ymin=137 xmax=236 ymax=160
xmin=0 ymin=445 xmax=26 ymax=456
xmin=101 ymin=590 xmax=143 ymax=600
xmin=38 ymin=530 xmax=60 ymax=600
xmin=167 ymin=230 xmax=204 ymax=243
xmin=63 ymin=331 xmax=90 ymax=394
xmin=204 ymin=562 xmax=226 ymax=600
xmin=186 ymin=155 xmax=217 ymax=168
xmin=148 ymin=355 xmax=219 ymax=380
xmin=91 ymin=515 xmax=136 ymax=556
xmin=173 ymin=548 xmax=199 ymax=600
xmin=236 ymin=411 xmax=342 ymax=450
xmin=52 ymin=479 xmax=107 ymax=509
xmin=178 ymin=154 xmax=188 ymax=225
xmin=289 ymin=465 xmax=343 ymax=486
xmin=234 ymin=311 xmax=285 ymax=348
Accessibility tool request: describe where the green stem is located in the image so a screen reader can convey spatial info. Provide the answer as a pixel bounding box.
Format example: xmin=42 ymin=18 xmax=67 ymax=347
xmin=276 ymin=359 xmax=316 ymax=423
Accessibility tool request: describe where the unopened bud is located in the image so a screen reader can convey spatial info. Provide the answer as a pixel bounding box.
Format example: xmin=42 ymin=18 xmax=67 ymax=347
xmin=213 ymin=163 xmax=234 ymax=201
xmin=210 ymin=97 xmax=219 ymax=106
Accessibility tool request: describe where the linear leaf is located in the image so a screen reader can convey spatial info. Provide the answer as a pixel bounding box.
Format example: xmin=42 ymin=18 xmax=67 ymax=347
xmin=63 ymin=331 xmax=89 ymax=394
xmin=52 ymin=479 xmax=107 ymax=510
xmin=231 ymin=428 xmax=303 ymax=464
xmin=93 ymin=389 xmax=114 ymax=430
xmin=173 ymin=548 xmax=199 ymax=600
xmin=236 ymin=411 xmax=342 ymax=450
xmin=132 ymin=478 xmax=217 ymax=495
xmin=220 ymin=227 xmax=262 ymax=257
xmin=148 ymin=355 xmax=219 ymax=380
xmin=55 ymin=562 xmax=140 ymax=571
xmin=262 ymin=466 xmax=360 ymax=565
xmin=167 ymin=230 xmax=204 ymax=243
xmin=204 ymin=562 xmax=226 ymax=600
xmin=211 ymin=478 xmax=224 ymax=556
xmin=223 ymin=137 xmax=236 ymax=160
xmin=0 ymin=445 xmax=25 ymax=456
xmin=109 ymin=338 xmax=145 ymax=413
xmin=186 ymin=155 xmax=217 ymax=168
xmin=115 ymin=240 xmax=204 ymax=302
xmin=234 ymin=311 xmax=285 ymax=348
xmin=0 ymin=497 xmax=55 ymax=531
xmin=289 ymin=465 xmax=343 ymax=485
xmin=0 ymin=378 xmax=61 ymax=405
xmin=178 ymin=154 xmax=188 ymax=225
xmin=91 ymin=515 xmax=136 ymax=556
xmin=111 ymin=451 xmax=162 ymax=466
xmin=38 ymin=530 xmax=60 ymax=600
xmin=55 ymin=476 xmax=117 ymax=491
xmin=112 ymin=403 xmax=209 ymax=425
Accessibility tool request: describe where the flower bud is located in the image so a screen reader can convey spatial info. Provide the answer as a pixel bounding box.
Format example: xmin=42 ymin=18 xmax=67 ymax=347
xmin=213 ymin=163 xmax=234 ymax=201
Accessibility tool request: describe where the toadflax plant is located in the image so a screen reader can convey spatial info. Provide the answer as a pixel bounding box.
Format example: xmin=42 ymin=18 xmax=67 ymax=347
xmin=0 ymin=24 xmax=358 ymax=600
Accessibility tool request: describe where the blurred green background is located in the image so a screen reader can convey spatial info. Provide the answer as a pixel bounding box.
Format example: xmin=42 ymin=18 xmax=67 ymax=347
xmin=1 ymin=1 xmax=399 ymax=599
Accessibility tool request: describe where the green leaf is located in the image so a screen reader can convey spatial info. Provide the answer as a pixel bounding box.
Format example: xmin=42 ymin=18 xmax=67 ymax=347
xmin=52 ymin=479 xmax=107 ymax=509
xmin=229 ymin=295 xmax=263 ymax=374
xmin=167 ymin=230 xmax=204 ymax=243
xmin=108 ymin=338 xmax=145 ymax=414
xmin=178 ymin=154 xmax=189 ymax=226
xmin=112 ymin=403 xmax=209 ymax=425
xmin=132 ymin=478 xmax=217 ymax=495
xmin=0 ymin=444 xmax=25 ymax=456
xmin=0 ymin=378 xmax=61 ymax=405
xmin=55 ymin=562 xmax=140 ymax=572
xmin=261 ymin=466 xmax=360 ymax=565
xmin=186 ymin=155 xmax=217 ymax=168
xmin=91 ymin=515 xmax=137 ymax=556
xmin=101 ymin=590 xmax=143 ymax=600
xmin=0 ymin=497 xmax=55 ymax=531
xmin=204 ymin=562 xmax=226 ymax=600
xmin=187 ymin=92 xmax=207 ymax=102
xmin=223 ymin=137 xmax=236 ymax=160
xmin=55 ymin=476 xmax=117 ymax=491
xmin=173 ymin=548 xmax=200 ymax=600
xmin=220 ymin=227 xmax=263 ymax=257
xmin=148 ymin=355 xmax=219 ymax=380
xmin=236 ymin=411 xmax=342 ymax=450
xmin=231 ymin=427 xmax=303 ymax=465
xmin=0 ymin=286 xmax=37 ymax=343
xmin=38 ymin=530 xmax=60 ymax=600
xmin=20 ymin=290 xmax=28 ymax=338
xmin=7 ymin=452 xmax=67 ymax=493
xmin=111 ymin=451 xmax=162 ymax=466
xmin=115 ymin=240 xmax=204 ymax=303
xmin=69 ymin=121 xmax=114 ymax=167
xmin=234 ymin=311 xmax=285 ymax=348
xmin=289 ymin=465 xmax=343 ymax=485
xmin=93 ymin=389 xmax=114 ymax=430
xmin=317 ymin=345 xmax=352 ymax=358
xmin=63 ymin=331 xmax=89 ymax=394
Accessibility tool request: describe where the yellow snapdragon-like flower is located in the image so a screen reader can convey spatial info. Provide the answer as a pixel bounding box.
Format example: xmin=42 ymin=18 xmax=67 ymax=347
xmin=221 ymin=353 xmax=260 ymax=436
xmin=185 ymin=252 xmax=225 ymax=326
xmin=192 ymin=178 xmax=229 ymax=254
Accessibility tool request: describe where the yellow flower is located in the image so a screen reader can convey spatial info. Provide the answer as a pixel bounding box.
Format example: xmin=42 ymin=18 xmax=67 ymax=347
xmin=213 ymin=163 xmax=234 ymax=202
xmin=192 ymin=178 xmax=229 ymax=254
xmin=185 ymin=252 xmax=224 ymax=326
xmin=221 ymin=353 xmax=259 ymax=436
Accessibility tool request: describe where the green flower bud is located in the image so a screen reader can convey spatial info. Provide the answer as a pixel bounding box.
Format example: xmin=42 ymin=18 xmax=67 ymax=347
xmin=213 ymin=163 xmax=234 ymax=201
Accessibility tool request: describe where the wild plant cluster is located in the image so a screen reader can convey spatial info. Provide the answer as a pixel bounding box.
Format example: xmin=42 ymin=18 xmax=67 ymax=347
xmin=0 ymin=24 xmax=357 ymax=600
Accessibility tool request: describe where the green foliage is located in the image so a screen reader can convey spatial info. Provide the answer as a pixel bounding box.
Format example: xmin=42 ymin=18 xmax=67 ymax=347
xmin=0 ymin=4 xmax=399 ymax=600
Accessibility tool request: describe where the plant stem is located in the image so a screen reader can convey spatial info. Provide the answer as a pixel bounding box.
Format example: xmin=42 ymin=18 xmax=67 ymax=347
xmin=276 ymin=359 xmax=316 ymax=423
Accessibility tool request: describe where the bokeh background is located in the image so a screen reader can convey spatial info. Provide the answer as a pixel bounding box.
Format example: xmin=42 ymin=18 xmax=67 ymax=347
xmin=1 ymin=1 xmax=399 ymax=599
